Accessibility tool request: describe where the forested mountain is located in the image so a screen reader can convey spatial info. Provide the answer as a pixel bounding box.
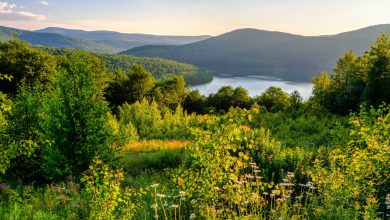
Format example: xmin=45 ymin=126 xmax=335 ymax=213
xmin=36 ymin=27 xmax=211 ymax=52
xmin=0 ymin=26 xmax=115 ymax=53
xmin=123 ymin=24 xmax=390 ymax=81
xmin=46 ymin=48 xmax=213 ymax=85
xmin=0 ymin=26 xmax=211 ymax=54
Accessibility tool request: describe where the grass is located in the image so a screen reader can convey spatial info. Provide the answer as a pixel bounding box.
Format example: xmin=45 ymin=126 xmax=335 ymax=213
xmin=122 ymin=140 xmax=189 ymax=152
xmin=120 ymin=139 xmax=188 ymax=177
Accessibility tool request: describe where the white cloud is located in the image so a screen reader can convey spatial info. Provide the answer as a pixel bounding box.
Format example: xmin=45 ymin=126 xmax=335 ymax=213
xmin=0 ymin=2 xmax=16 ymax=13
xmin=0 ymin=1 xmax=45 ymax=21
xmin=39 ymin=1 xmax=49 ymax=6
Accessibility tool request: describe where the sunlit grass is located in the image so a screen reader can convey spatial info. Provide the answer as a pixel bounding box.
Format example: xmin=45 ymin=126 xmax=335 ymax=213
xmin=122 ymin=139 xmax=190 ymax=152
xmin=120 ymin=139 xmax=189 ymax=176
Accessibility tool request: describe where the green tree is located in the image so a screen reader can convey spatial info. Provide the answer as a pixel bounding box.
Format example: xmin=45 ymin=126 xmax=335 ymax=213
xmin=208 ymin=85 xmax=234 ymax=112
xmin=364 ymin=35 xmax=390 ymax=106
xmin=42 ymin=52 xmax=114 ymax=180
xmin=106 ymin=69 xmax=130 ymax=107
xmin=153 ymin=75 xmax=186 ymax=110
xmin=128 ymin=65 xmax=155 ymax=103
xmin=183 ymin=89 xmax=206 ymax=114
xmin=0 ymin=85 xmax=45 ymax=182
xmin=255 ymin=86 xmax=291 ymax=112
xmin=118 ymin=99 xmax=162 ymax=138
xmin=0 ymin=40 xmax=57 ymax=95
xmin=231 ymin=86 xmax=251 ymax=109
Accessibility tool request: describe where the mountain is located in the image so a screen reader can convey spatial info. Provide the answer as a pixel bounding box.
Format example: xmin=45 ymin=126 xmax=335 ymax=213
xmin=122 ymin=24 xmax=390 ymax=81
xmin=36 ymin=27 xmax=211 ymax=52
xmin=0 ymin=26 xmax=115 ymax=53
xmin=45 ymin=47 xmax=213 ymax=85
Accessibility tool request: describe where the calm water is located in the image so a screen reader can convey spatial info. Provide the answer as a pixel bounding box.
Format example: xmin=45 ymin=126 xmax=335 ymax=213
xmin=192 ymin=75 xmax=313 ymax=99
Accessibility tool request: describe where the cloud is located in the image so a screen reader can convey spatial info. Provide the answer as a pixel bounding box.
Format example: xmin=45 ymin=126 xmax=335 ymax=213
xmin=39 ymin=1 xmax=49 ymax=6
xmin=0 ymin=1 xmax=45 ymax=21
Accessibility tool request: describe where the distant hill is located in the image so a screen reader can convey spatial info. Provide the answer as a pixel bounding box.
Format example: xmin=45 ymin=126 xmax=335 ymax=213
xmin=45 ymin=47 xmax=213 ymax=86
xmin=122 ymin=24 xmax=390 ymax=81
xmin=36 ymin=27 xmax=211 ymax=52
xmin=0 ymin=26 xmax=115 ymax=53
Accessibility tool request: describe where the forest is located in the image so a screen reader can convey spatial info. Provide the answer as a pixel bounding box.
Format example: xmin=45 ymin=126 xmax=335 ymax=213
xmin=0 ymin=35 xmax=389 ymax=219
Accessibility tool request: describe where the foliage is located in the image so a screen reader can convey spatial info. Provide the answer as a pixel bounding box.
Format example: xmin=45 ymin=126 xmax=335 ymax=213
xmin=153 ymin=75 xmax=187 ymax=110
xmin=41 ymin=52 xmax=115 ymax=181
xmin=312 ymin=35 xmax=390 ymax=114
xmin=97 ymin=53 xmax=213 ymax=86
xmin=0 ymin=85 xmax=45 ymax=182
xmin=81 ymin=157 xmax=139 ymax=220
xmin=118 ymin=99 xmax=163 ymax=138
xmin=176 ymin=106 xmax=315 ymax=219
xmin=309 ymin=105 xmax=389 ymax=218
xmin=364 ymin=35 xmax=390 ymax=107
xmin=255 ymin=86 xmax=291 ymax=112
xmin=0 ymin=40 xmax=57 ymax=95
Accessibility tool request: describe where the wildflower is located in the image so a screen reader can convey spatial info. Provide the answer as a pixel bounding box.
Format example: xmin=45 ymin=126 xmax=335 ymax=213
xmin=271 ymin=190 xmax=277 ymax=194
xmin=179 ymin=191 xmax=186 ymax=197
xmin=164 ymin=201 xmax=168 ymax=207
xmin=299 ymin=182 xmax=316 ymax=189
xmin=181 ymin=197 xmax=186 ymax=201
xmin=276 ymin=198 xmax=284 ymax=203
xmin=287 ymin=172 xmax=295 ymax=178
xmin=190 ymin=213 xmax=196 ymax=219
xmin=157 ymin=193 xmax=167 ymax=198
xmin=151 ymin=203 xmax=158 ymax=209
xmin=256 ymin=176 xmax=263 ymax=180
xmin=252 ymin=193 xmax=260 ymax=200
xmin=245 ymin=174 xmax=255 ymax=179
xmin=254 ymin=169 xmax=261 ymax=173
xmin=214 ymin=186 xmax=221 ymax=191
xmin=171 ymin=204 xmax=179 ymax=208
xmin=262 ymin=192 xmax=268 ymax=195
xmin=249 ymin=162 xmax=257 ymax=166
xmin=217 ymin=209 xmax=223 ymax=214
xmin=279 ymin=182 xmax=295 ymax=187
xmin=282 ymin=179 xmax=289 ymax=183
xmin=151 ymin=183 xmax=159 ymax=188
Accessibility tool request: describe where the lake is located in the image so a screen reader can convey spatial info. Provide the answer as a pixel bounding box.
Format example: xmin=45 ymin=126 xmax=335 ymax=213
xmin=191 ymin=75 xmax=313 ymax=99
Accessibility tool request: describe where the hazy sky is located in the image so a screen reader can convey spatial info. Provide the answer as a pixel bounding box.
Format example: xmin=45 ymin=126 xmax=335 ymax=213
xmin=1 ymin=0 xmax=389 ymax=36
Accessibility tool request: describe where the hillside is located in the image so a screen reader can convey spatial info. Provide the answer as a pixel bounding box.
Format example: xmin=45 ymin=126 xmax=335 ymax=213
xmin=45 ymin=47 xmax=213 ymax=85
xmin=0 ymin=26 xmax=115 ymax=53
xmin=123 ymin=24 xmax=390 ymax=81
xmin=36 ymin=27 xmax=211 ymax=52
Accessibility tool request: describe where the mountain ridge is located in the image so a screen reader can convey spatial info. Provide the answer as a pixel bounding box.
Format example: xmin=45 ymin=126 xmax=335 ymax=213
xmin=35 ymin=27 xmax=212 ymax=52
xmin=122 ymin=24 xmax=390 ymax=81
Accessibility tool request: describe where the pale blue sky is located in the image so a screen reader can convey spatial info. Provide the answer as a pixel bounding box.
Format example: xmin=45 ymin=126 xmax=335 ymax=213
xmin=1 ymin=0 xmax=389 ymax=35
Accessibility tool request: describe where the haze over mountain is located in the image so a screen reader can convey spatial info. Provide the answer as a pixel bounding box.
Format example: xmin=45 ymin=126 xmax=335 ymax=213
xmin=123 ymin=24 xmax=390 ymax=81
xmin=0 ymin=26 xmax=116 ymax=53
xmin=0 ymin=26 xmax=211 ymax=53
xmin=36 ymin=27 xmax=211 ymax=52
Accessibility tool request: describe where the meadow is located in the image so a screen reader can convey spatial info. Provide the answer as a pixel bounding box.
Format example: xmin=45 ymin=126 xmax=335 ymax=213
xmin=0 ymin=36 xmax=389 ymax=219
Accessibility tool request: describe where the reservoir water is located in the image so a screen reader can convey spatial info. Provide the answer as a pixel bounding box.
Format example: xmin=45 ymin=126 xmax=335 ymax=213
xmin=192 ymin=75 xmax=313 ymax=99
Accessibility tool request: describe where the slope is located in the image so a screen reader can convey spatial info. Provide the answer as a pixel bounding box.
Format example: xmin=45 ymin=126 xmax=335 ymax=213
xmin=123 ymin=24 xmax=390 ymax=81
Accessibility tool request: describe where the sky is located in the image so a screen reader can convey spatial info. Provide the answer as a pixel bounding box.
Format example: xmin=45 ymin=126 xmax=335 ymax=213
xmin=0 ymin=0 xmax=389 ymax=36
